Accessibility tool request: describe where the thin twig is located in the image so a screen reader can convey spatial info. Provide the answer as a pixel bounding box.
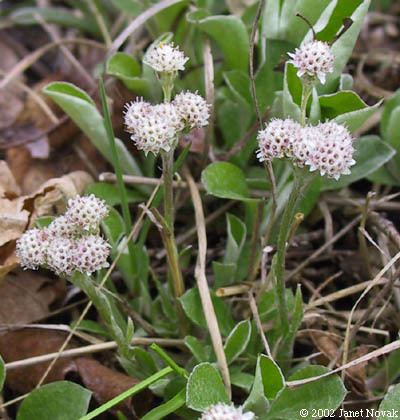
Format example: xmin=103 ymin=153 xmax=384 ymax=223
xmin=109 ymin=0 xmax=185 ymax=56
xmin=5 ymin=337 xmax=183 ymax=371
xmin=248 ymin=291 xmax=272 ymax=358
xmin=286 ymin=216 xmax=361 ymax=281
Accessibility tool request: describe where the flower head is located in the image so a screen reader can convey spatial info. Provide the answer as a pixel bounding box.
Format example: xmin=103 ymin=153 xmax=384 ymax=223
xmin=124 ymin=99 xmax=152 ymax=133
xmin=16 ymin=228 xmax=50 ymax=270
xmin=48 ymin=215 xmax=78 ymax=238
xmin=288 ymin=40 xmax=334 ymax=84
xmin=200 ymin=403 xmax=255 ymax=420
xmin=143 ymin=42 xmax=188 ymax=73
xmin=65 ymin=194 xmax=108 ymax=233
xmin=303 ymin=121 xmax=356 ymax=180
xmin=125 ymin=102 xmax=183 ymax=155
xmin=256 ymin=118 xmax=302 ymax=162
xmin=47 ymin=236 xmax=76 ymax=276
xmin=173 ymin=91 xmax=210 ymax=129
xmin=74 ymin=235 xmax=110 ymax=275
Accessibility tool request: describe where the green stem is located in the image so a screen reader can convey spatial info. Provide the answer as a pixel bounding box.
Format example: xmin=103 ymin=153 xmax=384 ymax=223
xmin=161 ymin=151 xmax=175 ymax=230
xmin=300 ymin=82 xmax=313 ymax=126
xmin=272 ymin=175 xmax=303 ymax=337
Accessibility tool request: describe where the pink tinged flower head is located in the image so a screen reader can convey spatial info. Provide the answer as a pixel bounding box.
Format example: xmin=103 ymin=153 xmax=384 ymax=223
xmin=288 ymin=40 xmax=334 ymax=84
xmin=47 ymin=236 xmax=77 ymax=276
xmin=256 ymin=118 xmax=302 ymax=162
xmin=304 ymin=121 xmax=356 ymax=180
xmin=74 ymin=235 xmax=111 ymax=275
xmin=126 ymin=102 xmax=183 ymax=155
xmin=48 ymin=215 xmax=79 ymax=239
xmin=173 ymin=91 xmax=210 ymax=129
xmin=143 ymin=42 xmax=189 ymax=73
xmin=16 ymin=228 xmax=50 ymax=270
xmin=65 ymin=194 xmax=109 ymax=233
xmin=200 ymin=403 xmax=255 ymax=420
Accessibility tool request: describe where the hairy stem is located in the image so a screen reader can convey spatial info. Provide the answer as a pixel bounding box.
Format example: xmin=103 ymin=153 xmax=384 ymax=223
xmin=300 ymin=82 xmax=313 ymax=126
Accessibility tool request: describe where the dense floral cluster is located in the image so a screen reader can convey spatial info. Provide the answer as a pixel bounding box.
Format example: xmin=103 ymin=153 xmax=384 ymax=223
xmin=16 ymin=194 xmax=110 ymax=276
xmin=257 ymin=119 xmax=355 ymax=180
xmin=200 ymin=403 xmax=255 ymax=420
xmin=288 ymin=40 xmax=334 ymax=84
xmin=143 ymin=42 xmax=189 ymax=73
xmin=124 ymin=92 xmax=209 ymax=155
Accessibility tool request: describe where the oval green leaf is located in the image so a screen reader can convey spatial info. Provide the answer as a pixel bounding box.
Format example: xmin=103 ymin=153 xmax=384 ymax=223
xmin=17 ymin=381 xmax=91 ymax=420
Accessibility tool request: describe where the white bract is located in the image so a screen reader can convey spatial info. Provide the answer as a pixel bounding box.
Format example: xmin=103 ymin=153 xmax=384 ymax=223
xmin=66 ymin=194 xmax=108 ymax=233
xmin=173 ymin=91 xmax=210 ymax=129
xmin=16 ymin=228 xmax=50 ymax=270
xmin=75 ymin=235 xmax=111 ymax=275
xmin=305 ymin=121 xmax=355 ymax=180
xmin=16 ymin=195 xmax=110 ymax=277
xmin=47 ymin=236 xmax=76 ymax=276
xmin=200 ymin=403 xmax=255 ymax=420
xmin=124 ymin=101 xmax=182 ymax=155
xmin=288 ymin=40 xmax=334 ymax=84
xmin=256 ymin=118 xmax=302 ymax=162
xmin=143 ymin=42 xmax=188 ymax=73
xmin=256 ymin=119 xmax=356 ymax=180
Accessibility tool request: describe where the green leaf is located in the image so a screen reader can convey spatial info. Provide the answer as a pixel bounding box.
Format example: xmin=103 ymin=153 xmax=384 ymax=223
xmin=142 ymin=389 xmax=186 ymax=420
xmin=17 ymin=381 xmax=91 ymax=420
xmin=243 ymin=355 xmax=270 ymax=415
xmin=212 ymin=261 xmax=237 ymax=288
xmin=0 ymin=356 xmax=5 ymax=391
xmin=43 ymin=82 xmax=142 ymax=176
xmin=186 ymin=363 xmax=230 ymax=412
xmin=184 ymin=336 xmax=210 ymax=363
xmin=323 ymin=0 xmax=371 ymax=92
xmin=179 ymin=288 xmax=235 ymax=336
xmin=10 ymin=7 xmax=99 ymax=35
xmin=386 ymin=107 xmax=400 ymax=152
xmin=188 ymin=14 xmax=249 ymax=72
xmin=266 ymin=366 xmax=346 ymax=420
xmin=319 ymin=91 xmax=367 ymax=119
xmin=223 ymin=70 xmax=252 ymax=106
xmin=202 ymin=162 xmax=253 ymax=201
xmin=106 ymin=52 xmax=150 ymax=96
xmin=101 ymin=207 xmax=125 ymax=246
xmin=259 ymin=355 xmax=285 ymax=400
xmin=224 ymin=214 xmax=247 ymax=266
xmin=378 ymin=384 xmax=400 ymax=419
xmin=334 ymin=101 xmax=381 ymax=133
xmin=322 ymin=135 xmax=395 ymax=191
xmin=110 ymin=0 xmax=142 ymax=15
xmin=381 ymin=90 xmax=400 ymax=140
xmin=35 ymin=216 xmax=54 ymax=228
xmin=283 ymin=63 xmax=301 ymax=122
xmin=224 ymin=320 xmax=252 ymax=364
xmin=86 ymin=182 xmax=144 ymax=206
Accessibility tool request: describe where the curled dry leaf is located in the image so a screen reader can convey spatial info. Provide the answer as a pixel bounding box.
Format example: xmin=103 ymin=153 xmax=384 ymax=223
xmin=0 ymin=269 xmax=65 ymax=327
xmin=0 ymin=329 xmax=152 ymax=417
xmin=0 ymin=160 xmax=93 ymax=279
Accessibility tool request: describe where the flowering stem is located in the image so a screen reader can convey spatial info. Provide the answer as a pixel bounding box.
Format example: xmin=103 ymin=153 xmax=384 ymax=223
xmin=161 ymin=150 xmax=175 ymax=230
xmin=272 ymin=169 xmax=313 ymax=359
xmin=300 ymin=82 xmax=313 ymax=126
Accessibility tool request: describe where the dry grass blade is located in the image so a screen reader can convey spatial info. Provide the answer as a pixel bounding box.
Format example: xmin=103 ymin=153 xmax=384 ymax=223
xmin=109 ymin=0 xmax=186 ymax=56
xmin=287 ymin=339 xmax=400 ymax=388
xmin=5 ymin=338 xmax=183 ymax=371
xmin=248 ymin=291 xmax=272 ymax=358
xmin=184 ymin=167 xmax=231 ymax=398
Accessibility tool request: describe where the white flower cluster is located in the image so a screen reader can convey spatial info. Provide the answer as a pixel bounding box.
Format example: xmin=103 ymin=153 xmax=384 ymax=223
xmin=200 ymin=403 xmax=255 ymax=420
xmin=257 ymin=119 xmax=356 ymax=180
xmin=16 ymin=194 xmax=110 ymax=276
xmin=143 ymin=42 xmax=189 ymax=73
xmin=288 ymin=40 xmax=334 ymax=85
xmin=124 ymin=92 xmax=209 ymax=155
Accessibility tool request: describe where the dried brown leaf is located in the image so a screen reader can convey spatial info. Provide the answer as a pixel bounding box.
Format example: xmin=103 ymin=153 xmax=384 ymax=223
xmin=0 ymin=270 xmax=65 ymax=327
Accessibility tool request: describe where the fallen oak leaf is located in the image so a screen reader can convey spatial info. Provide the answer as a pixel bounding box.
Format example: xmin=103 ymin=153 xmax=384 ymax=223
xmin=0 ymin=269 xmax=65 ymax=327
